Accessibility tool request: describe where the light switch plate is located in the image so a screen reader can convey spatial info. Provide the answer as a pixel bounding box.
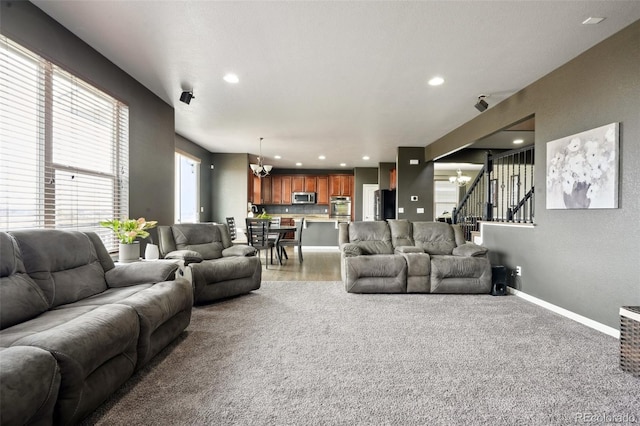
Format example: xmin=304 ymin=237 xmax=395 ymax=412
xmin=410 ymin=159 xmax=419 ymax=165
xmin=417 ymin=207 xmax=425 ymax=214
xmin=398 ymin=207 xmax=405 ymax=213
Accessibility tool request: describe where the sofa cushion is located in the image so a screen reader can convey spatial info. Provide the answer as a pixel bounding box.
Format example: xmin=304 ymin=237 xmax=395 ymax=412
xmin=222 ymin=245 xmax=257 ymax=257
xmin=0 ymin=346 xmax=60 ymax=426
xmin=344 ymin=254 xmax=407 ymax=293
xmin=9 ymin=229 xmax=107 ymax=308
xmin=0 ymin=233 xmax=50 ymax=329
xmin=412 ymin=222 xmax=457 ymax=255
xmin=347 ymin=222 xmax=393 ymax=254
xmin=452 ymin=243 xmax=488 ymax=257
xmin=388 ymin=220 xmax=414 ymax=247
xmin=171 ymin=224 xmax=224 ymax=260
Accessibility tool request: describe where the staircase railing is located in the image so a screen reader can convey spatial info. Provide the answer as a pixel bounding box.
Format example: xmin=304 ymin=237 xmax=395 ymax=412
xmin=452 ymin=145 xmax=534 ymax=240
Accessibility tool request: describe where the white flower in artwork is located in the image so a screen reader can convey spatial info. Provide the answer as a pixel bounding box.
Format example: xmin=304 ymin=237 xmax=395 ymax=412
xmin=567 ymin=137 xmax=581 ymax=152
xmin=561 ymin=171 xmax=575 ymax=194
xmin=605 ymin=126 xmax=616 ymax=143
xmin=586 ymin=184 xmax=600 ymax=199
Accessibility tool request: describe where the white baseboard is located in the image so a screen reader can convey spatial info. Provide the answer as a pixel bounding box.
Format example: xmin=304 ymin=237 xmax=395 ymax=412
xmin=507 ymin=287 xmax=620 ymax=338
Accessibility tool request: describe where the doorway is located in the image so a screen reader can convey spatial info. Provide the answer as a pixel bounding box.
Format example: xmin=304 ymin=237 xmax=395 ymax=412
xmin=362 ymin=184 xmax=379 ymax=221
xmin=175 ymin=151 xmax=200 ymax=223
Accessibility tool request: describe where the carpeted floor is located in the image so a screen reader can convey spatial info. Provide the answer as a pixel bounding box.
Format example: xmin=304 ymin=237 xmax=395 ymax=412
xmin=82 ymin=281 xmax=640 ymax=425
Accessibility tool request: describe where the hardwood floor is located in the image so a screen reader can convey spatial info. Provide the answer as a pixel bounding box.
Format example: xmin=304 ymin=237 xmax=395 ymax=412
xmin=259 ymin=247 xmax=342 ymax=281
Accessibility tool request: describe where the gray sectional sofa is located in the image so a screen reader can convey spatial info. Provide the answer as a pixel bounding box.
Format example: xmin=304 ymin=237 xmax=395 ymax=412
xmin=158 ymin=223 xmax=261 ymax=304
xmin=339 ymin=220 xmax=492 ymax=294
xmin=0 ymin=229 xmax=193 ymax=425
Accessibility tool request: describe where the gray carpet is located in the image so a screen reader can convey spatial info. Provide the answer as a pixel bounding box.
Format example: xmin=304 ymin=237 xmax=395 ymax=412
xmin=82 ymin=281 xmax=640 ymax=425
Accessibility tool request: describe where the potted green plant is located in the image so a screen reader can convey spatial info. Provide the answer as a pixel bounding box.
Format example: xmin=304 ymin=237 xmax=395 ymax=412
xmin=100 ymin=217 xmax=157 ymax=262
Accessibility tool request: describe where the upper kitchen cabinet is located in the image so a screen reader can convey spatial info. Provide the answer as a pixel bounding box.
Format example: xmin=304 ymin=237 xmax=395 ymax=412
xmin=291 ymin=176 xmax=305 ymax=193
xmin=272 ymin=175 xmax=292 ymax=204
xmin=304 ymin=176 xmax=317 ymax=192
xmin=317 ymin=176 xmax=329 ymax=204
xmin=329 ymin=174 xmax=353 ymax=197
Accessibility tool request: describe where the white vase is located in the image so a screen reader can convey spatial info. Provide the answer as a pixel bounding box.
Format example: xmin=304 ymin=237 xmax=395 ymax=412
xmin=118 ymin=242 xmax=140 ymax=263
xmin=144 ymin=243 xmax=159 ymax=260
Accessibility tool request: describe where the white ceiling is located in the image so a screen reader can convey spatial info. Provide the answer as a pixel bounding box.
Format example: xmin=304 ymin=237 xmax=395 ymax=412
xmin=32 ymin=1 xmax=640 ymax=170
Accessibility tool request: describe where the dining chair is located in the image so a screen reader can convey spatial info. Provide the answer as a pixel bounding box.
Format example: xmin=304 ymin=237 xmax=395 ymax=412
xmin=226 ymin=217 xmax=237 ymax=240
xmin=278 ymin=217 xmax=304 ymax=263
xmin=245 ymin=218 xmax=274 ymax=268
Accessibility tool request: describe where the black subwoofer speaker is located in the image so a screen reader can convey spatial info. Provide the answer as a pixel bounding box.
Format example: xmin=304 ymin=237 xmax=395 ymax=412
xmin=491 ymin=265 xmax=507 ymax=296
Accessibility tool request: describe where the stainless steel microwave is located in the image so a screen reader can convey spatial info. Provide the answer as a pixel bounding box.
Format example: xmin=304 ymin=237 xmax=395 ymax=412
xmin=292 ymin=192 xmax=316 ymax=204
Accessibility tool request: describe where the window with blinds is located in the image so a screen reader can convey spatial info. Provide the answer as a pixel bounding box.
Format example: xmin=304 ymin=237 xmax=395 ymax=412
xmin=0 ymin=36 xmax=129 ymax=251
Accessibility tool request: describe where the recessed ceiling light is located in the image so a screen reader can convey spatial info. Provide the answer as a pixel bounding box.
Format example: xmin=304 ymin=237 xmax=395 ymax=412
xmin=223 ymin=73 xmax=239 ymax=84
xmin=428 ymin=76 xmax=444 ymax=86
xmin=513 ymin=139 xmax=524 ymax=145
xmin=274 ymin=155 xmax=282 ymax=159
xmin=582 ymin=17 xmax=605 ymax=25
xmin=362 ymin=156 xmax=370 ymax=161
xmin=295 ymin=162 xmax=302 ymax=167
xmin=318 ymin=155 xmax=326 ymax=160
xmin=340 ymin=163 xmax=347 ymax=167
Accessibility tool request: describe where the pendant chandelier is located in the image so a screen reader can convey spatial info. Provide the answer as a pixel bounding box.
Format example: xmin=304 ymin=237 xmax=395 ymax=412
xmin=249 ymin=137 xmax=273 ymax=178
xmin=449 ymin=169 xmax=471 ymax=187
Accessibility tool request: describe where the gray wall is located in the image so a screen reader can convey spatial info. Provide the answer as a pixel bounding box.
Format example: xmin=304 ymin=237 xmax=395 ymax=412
xmin=176 ymin=134 xmax=214 ymax=223
xmin=210 ymin=153 xmax=250 ymax=226
xmin=428 ymin=21 xmax=640 ymax=328
xmin=1 ymin=1 xmax=176 ymax=228
xmin=353 ymin=167 xmax=378 ymax=221
xmin=397 ymin=147 xmax=434 ymax=222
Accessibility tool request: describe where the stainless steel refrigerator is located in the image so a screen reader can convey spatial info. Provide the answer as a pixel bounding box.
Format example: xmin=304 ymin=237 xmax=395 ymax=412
xmin=374 ymin=189 xmax=396 ymax=221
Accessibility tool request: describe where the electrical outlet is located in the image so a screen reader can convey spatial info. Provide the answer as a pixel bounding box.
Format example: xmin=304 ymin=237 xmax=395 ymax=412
xmin=285 ymin=208 xmax=289 ymax=212
xmin=516 ymin=266 xmax=522 ymax=276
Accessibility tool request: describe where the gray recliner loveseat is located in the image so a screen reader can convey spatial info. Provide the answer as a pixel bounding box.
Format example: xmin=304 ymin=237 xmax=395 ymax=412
xmin=339 ymin=220 xmax=492 ymax=294
xmin=0 ymin=229 xmax=193 ymax=425
xmin=158 ymin=223 xmax=261 ymax=304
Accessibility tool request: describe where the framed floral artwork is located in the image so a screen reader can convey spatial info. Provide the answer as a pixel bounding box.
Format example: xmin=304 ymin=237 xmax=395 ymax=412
xmin=546 ymin=122 xmax=619 ymax=209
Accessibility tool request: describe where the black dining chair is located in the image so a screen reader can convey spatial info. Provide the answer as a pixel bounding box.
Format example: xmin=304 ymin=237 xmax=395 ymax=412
xmin=226 ymin=217 xmax=237 ymax=240
xmin=245 ymin=218 xmax=274 ymax=268
xmin=278 ymin=218 xmax=304 ymax=263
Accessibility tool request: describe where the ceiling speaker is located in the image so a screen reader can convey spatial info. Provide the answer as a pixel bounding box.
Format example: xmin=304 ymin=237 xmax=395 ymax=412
xmin=474 ymin=97 xmax=488 ymax=112
xmin=180 ymin=91 xmax=194 ymax=105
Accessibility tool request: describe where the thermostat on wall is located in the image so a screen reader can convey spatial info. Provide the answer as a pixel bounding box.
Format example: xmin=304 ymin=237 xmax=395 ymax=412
xmin=409 ymin=159 xmax=419 ymax=165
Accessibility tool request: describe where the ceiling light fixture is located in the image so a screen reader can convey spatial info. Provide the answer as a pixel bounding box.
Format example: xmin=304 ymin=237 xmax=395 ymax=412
xmin=582 ymin=17 xmax=605 ymax=25
xmin=449 ymin=169 xmax=471 ymax=187
xmin=179 ymin=90 xmax=194 ymax=105
xmin=513 ymin=139 xmax=524 ymax=145
xmin=296 ymin=162 xmax=302 ymax=167
xmin=428 ymin=76 xmax=444 ymax=86
xmin=362 ymin=156 xmax=370 ymax=161
xmin=474 ymin=95 xmax=488 ymax=112
xmin=223 ymin=73 xmax=239 ymax=83
xmin=340 ymin=163 xmax=347 ymax=167
xmin=319 ymin=155 xmax=326 ymax=160
xmin=249 ymin=137 xmax=273 ymax=178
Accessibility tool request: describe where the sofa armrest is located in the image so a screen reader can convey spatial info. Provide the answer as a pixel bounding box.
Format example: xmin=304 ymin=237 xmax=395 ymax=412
xmin=105 ymin=260 xmax=180 ymax=288
xmin=452 ymin=243 xmax=488 ymax=257
xmin=341 ymin=243 xmax=363 ymax=257
xmin=394 ymin=246 xmax=424 ymax=254
xmin=222 ymin=245 xmax=257 ymax=257
xmin=164 ymin=250 xmax=203 ymax=266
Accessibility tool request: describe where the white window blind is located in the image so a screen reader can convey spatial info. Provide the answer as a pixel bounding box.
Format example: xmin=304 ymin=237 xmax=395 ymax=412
xmin=0 ymin=36 xmax=129 ymax=251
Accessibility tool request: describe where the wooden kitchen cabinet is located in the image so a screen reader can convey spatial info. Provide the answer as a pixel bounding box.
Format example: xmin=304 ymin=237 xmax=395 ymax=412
xmin=316 ymin=176 xmax=329 ymax=204
xmin=329 ymin=174 xmax=353 ymax=197
xmin=291 ymin=176 xmax=305 ymax=193
xmin=304 ymin=176 xmax=317 ymax=192
xmin=271 ymin=176 xmax=292 ymax=204
xmin=261 ymin=176 xmax=272 ymax=204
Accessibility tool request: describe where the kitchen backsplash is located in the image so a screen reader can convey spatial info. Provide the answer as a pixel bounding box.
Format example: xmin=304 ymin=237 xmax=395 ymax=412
xmin=255 ymin=204 xmax=329 ymax=216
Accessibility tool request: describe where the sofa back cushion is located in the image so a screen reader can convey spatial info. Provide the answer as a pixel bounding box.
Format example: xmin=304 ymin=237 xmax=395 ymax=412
xmin=0 ymin=233 xmax=50 ymax=329
xmin=387 ymin=220 xmax=414 ymax=247
xmin=412 ymin=222 xmax=457 ymax=255
xmin=171 ymin=224 xmax=224 ymax=260
xmin=347 ymin=222 xmax=393 ymax=255
xmin=9 ymin=229 xmax=107 ymax=308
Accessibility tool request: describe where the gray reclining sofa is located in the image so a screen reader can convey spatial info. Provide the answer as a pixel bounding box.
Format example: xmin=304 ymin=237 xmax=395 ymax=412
xmin=0 ymin=229 xmax=193 ymax=425
xmin=158 ymin=223 xmax=261 ymax=304
xmin=339 ymin=220 xmax=492 ymax=294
